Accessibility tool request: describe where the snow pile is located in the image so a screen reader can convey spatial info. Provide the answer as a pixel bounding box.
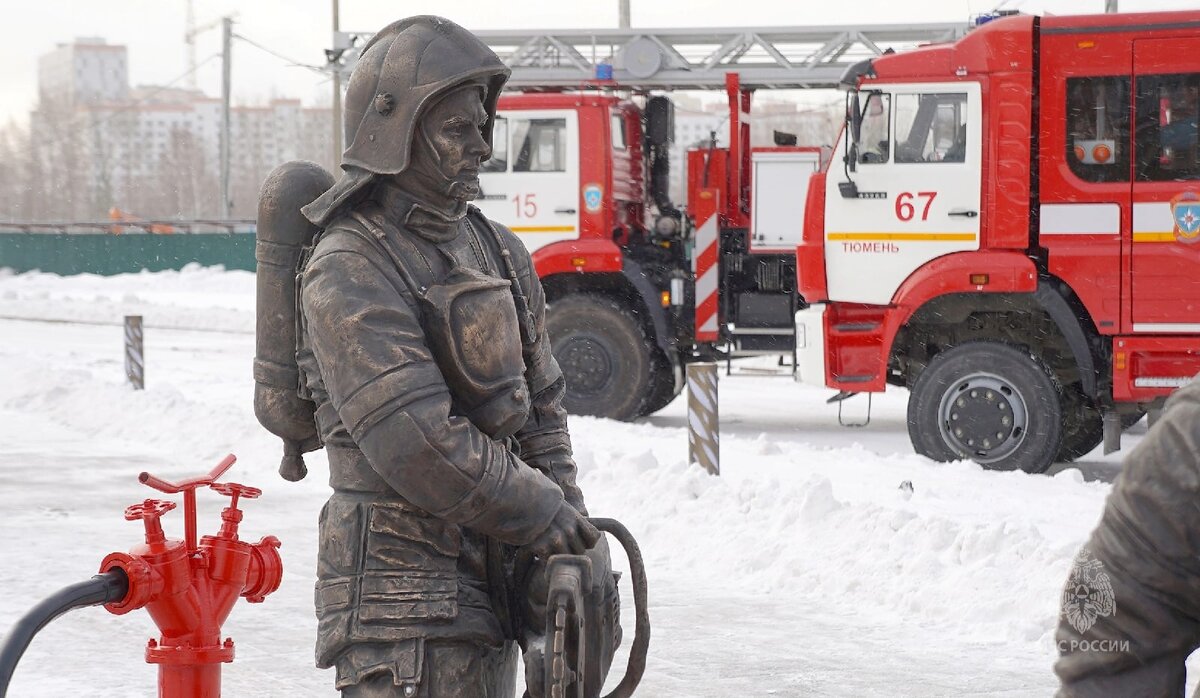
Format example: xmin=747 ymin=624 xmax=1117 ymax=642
xmin=0 ymin=264 xmax=255 ymax=332
xmin=7 ymin=359 xmax=261 ymax=464
xmin=570 ymin=424 xmax=1105 ymax=651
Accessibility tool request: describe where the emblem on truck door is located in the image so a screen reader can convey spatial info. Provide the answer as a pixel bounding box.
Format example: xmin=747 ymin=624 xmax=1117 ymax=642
xmin=583 ymin=184 xmax=603 ymax=212
xmin=1171 ymin=192 xmax=1200 ymax=243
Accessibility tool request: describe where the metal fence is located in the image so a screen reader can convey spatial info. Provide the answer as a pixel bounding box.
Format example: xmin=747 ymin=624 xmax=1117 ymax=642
xmin=0 ymin=226 xmax=257 ymax=275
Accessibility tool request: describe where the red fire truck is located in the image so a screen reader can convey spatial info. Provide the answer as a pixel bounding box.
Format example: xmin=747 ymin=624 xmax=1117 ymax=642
xmin=480 ymin=88 xmax=823 ymax=421
xmin=794 ymin=9 xmax=1200 ymax=473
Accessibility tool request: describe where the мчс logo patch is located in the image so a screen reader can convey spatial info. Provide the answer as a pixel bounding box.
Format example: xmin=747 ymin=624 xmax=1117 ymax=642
xmin=1171 ymin=191 xmax=1200 ymax=243
xmin=1061 ymin=548 xmax=1116 ymax=635
xmin=583 ymin=184 xmax=603 ymax=212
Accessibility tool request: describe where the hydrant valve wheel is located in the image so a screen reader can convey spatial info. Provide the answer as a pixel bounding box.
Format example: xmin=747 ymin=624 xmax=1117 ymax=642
xmin=210 ymin=483 xmax=262 ymax=500
xmin=124 ymin=499 xmax=176 ymax=521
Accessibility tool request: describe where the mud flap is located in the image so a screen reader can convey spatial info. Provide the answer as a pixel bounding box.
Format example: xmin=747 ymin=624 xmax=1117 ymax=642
xmin=1103 ymin=410 xmax=1122 ymax=455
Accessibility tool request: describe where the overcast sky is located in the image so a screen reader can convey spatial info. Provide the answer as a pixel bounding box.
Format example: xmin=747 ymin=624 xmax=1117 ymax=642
xmin=2 ymin=0 xmax=1198 ymax=126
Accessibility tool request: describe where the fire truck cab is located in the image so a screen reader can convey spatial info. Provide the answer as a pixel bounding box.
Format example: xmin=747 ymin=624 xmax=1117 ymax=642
xmin=478 ymin=92 xmax=692 ymax=421
xmin=797 ymin=10 xmax=1200 ymax=473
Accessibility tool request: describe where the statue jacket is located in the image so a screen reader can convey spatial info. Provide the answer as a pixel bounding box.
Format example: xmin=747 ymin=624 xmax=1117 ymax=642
xmin=295 ymin=182 xmax=585 ymax=665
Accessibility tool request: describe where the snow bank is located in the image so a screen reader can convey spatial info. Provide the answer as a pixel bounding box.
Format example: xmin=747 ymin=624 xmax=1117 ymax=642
xmin=570 ymin=421 xmax=1107 ymax=652
xmin=0 ymin=264 xmax=255 ymax=332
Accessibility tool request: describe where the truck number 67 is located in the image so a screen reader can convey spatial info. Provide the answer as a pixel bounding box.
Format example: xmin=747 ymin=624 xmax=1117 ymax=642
xmin=895 ymin=191 xmax=937 ymax=222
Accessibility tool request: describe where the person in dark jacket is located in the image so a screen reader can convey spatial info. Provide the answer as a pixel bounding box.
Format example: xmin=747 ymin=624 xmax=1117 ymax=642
xmin=1055 ymin=377 xmax=1200 ymax=697
xmin=294 ymin=16 xmax=603 ymax=696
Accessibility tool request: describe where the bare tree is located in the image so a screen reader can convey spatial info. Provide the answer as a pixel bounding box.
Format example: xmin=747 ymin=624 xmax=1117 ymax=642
xmin=229 ymin=132 xmax=272 ymax=219
xmin=28 ymin=96 xmax=102 ymax=220
xmin=0 ymin=120 xmax=32 ymax=222
xmin=151 ymin=127 xmax=217 ymax=218
xmin=86 ymin=110 xmax=121 ymax=217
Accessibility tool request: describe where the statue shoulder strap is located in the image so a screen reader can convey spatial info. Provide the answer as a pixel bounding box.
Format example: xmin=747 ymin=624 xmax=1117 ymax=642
xmin=343 ymin=210 xmax=435 ymax=304
xmin=467 ymin=206 xmax=537 ymax=347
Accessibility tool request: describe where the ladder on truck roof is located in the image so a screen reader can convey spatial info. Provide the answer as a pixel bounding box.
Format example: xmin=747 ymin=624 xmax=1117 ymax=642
xmin=328 ymin=22 xmax=970 ymax=90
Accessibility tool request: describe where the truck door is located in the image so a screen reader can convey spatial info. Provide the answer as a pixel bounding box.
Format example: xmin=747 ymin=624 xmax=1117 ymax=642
xmin=824 ymin=82 xmax=982 ymax=305
xmin=477 ymin=110 xmax=580 ymax=255
xmin=1130 ymin=39 xmax=1200 ymax=332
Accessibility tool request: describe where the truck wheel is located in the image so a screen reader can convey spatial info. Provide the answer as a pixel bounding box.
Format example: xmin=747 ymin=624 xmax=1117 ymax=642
xmin=1057 ymin=388 xmax=1103 ymax=462
xmin=907 ymin=342 xmax=1064 ymax=474
xmin=546 ymin=294 xmax=652 ymax=421
xmin=636 ymin=352 xmax=683 ymax=417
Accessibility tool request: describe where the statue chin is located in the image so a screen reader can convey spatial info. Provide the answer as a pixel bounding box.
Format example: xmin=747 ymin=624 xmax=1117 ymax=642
xmin=447 ymin=179 xmax=481 ymax=203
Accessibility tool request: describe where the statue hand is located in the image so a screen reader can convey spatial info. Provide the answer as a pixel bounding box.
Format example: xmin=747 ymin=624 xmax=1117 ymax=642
xmin=526 ymin=501 xmax=600 ymax=558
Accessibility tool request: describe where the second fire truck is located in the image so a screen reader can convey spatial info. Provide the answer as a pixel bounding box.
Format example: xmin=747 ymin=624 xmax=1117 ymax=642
xmin=478 ymin=83 xmax=823 ymax=421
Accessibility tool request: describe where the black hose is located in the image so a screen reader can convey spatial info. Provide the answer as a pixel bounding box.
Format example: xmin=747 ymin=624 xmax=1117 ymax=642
xmin=589 ymin=518 xmax=650 ymax=698
xmin=0 ymin=570 xmax=129 ymax=697
xmin=648 ymin=144 xmax=681 ymax=222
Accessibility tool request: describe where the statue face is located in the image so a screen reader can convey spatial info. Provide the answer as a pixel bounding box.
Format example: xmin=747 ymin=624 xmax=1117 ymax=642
xmin=413 ymin=86 xmax=491 ymax=204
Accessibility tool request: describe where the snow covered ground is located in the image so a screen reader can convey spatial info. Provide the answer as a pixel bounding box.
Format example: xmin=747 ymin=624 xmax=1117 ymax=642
xmin=0 ymin=267 xmax=1188 ymax=696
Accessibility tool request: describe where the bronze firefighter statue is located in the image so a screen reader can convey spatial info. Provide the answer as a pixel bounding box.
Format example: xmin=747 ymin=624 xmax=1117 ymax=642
xmin=253 ymin=16 xmax=647 ymax=697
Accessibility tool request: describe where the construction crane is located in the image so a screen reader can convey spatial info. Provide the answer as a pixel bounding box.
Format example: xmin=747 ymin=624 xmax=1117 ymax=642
xmin=186 ymin=0 xmax=196 ymax=89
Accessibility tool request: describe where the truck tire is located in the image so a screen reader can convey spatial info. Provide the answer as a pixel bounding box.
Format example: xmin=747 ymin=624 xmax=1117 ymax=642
xmin=907 ymin=341 xmax=1064 ymax=474
xmin=1056 ymin=392 xmax=1148 ymax=462
xmin=1057 ymin=388 xmax=1103 ymax=462
xmin=546 ymin=294 xmax=652 ymax=421
xmin=636 ymin=352 xmax=682 ymax=417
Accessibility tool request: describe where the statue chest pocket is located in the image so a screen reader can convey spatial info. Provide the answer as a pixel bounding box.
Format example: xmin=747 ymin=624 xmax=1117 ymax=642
xmin=417 ymin=266 xmax=530 ymax=438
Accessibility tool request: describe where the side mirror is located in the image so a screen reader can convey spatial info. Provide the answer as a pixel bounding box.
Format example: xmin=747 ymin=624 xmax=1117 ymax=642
xmin=849 ymin=91 xmax=863 ymax=144
xmin=844 ymin=91 xmax=860 ymax=174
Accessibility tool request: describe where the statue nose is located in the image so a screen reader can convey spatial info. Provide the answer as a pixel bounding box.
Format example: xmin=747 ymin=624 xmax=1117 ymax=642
xmin=469 ymin=134 xmax=490 ymax=159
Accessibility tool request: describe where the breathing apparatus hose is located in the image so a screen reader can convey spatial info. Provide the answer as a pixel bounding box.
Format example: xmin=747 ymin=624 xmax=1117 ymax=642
xmin=0 ymin=569 xmax=129 ymax=697
xmin=589 ymin=518 xmax=650 ymax=698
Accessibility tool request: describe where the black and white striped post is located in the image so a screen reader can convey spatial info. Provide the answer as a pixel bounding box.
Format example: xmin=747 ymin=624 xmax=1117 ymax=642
xmin=687 ymin=362 xmax=719 ymax=475
xmin=124 ymin=315 xmax=144 ymax=390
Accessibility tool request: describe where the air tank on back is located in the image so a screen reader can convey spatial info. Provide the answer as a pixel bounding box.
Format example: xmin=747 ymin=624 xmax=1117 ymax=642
xmin=253 ymin=160 xmax=335 ymax=481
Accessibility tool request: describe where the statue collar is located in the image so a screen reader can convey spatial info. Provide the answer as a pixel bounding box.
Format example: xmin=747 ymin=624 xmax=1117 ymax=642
xmin=373 ymin=180 xmax=465 ymax=243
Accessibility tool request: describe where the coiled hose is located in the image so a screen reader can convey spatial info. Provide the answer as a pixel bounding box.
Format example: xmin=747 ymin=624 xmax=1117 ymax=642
xmin=0 ymin=570 xmax=129 ymax=697
xmin=590 ymin=518 xmax=650 ymax=698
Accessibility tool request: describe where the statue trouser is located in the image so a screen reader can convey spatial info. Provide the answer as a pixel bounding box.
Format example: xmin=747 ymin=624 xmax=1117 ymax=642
xmin=339 ymin=640 xmax=518 ymax=697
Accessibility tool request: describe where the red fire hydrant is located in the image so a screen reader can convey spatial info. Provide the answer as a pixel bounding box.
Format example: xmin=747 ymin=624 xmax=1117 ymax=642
xmin=99 ymin=454 xmax=282 ymax=697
